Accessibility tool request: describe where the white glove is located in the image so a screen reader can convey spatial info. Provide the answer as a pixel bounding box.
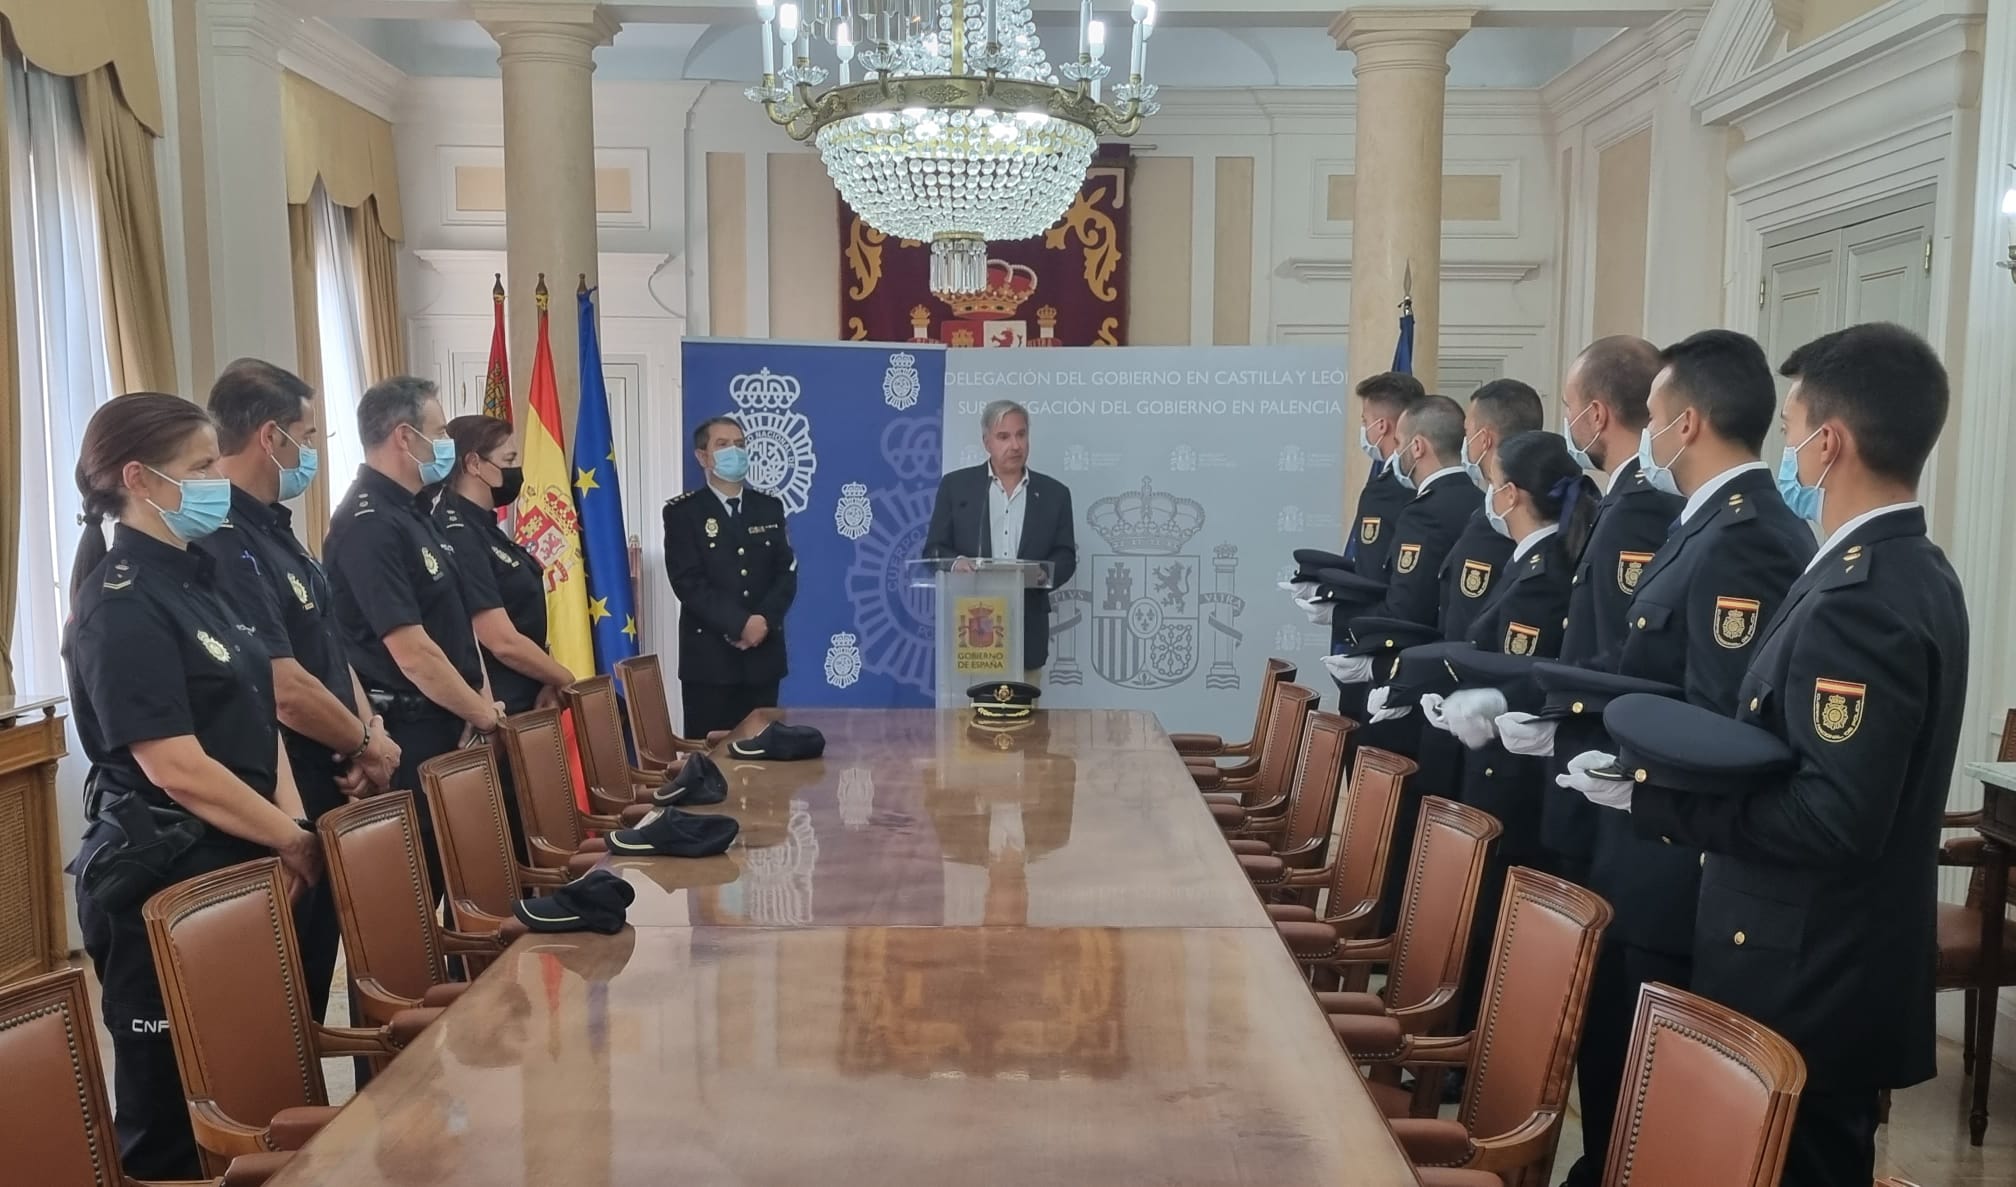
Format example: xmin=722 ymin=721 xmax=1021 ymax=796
xmin=1367 ymin=685 xmax=1411 ymax=723
xmin=1443 ymin=688 xmax=1508 ymax=750
xmin=1557 ymin=750 xmax=1633 ymax=810
xmin=1322 ymin=653 xmax=1374 ymax=684
xmin=1296 ymin=596 xmax=1334 ymax=626
xmin=1419 ymin=693 xmax=1450 ymax=732
xmin=1279 ymin=580 xmax=1318 ymax=599
xmin=1496 ymin=712 xmax=1558 ymax=757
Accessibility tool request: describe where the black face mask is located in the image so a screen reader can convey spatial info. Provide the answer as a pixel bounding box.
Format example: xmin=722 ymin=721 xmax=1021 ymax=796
xmin=490 ymin=465 xmax=526 ymax=509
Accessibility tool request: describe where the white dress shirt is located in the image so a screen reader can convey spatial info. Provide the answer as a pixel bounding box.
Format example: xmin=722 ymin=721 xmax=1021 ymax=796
xmin=707 ymin=480 xmax=746 ymax=519
xmin=987 ymin=465 xmax=1028 ymax=559
xmin=1679 ymin=461 xmax=1770 ymax=526
xmin=1805 ymin=502 xmax=1922 ymax=573
xmin=1412 ymin=464 xmax=1468 ymax=497
xmin=1511 ymin=522 xmax=1560 ymax=564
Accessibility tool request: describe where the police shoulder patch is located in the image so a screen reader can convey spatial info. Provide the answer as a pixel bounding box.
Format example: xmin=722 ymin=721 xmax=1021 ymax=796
xmin=1359 ymin=516 xmax=1382 ymax=545
xmin=1504 ymin=622 xmax=1541 ymax=657
xmin=1616 ymin=551 xmax=1654 ymax=594
xmin=1713 ymin=596 xmax=1760 ymax=649
xmin=1460 ymin=559 xmax=1493 ymax=599
xmin=1396 ymin=542 xmax=1421 ymax=574
xmin=1812 ymin=678 xmax=1866 ymax=743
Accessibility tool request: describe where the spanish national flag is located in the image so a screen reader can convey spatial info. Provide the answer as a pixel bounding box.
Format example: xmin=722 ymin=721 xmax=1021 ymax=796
xmin=511 ymin=274 xmax=595 ymax=677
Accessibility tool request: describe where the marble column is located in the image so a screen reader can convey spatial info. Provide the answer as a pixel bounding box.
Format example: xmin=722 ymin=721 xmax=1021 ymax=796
xmin=476 ymin=1 xmax=618 ymax=424
xmin=1331 ymin=7 xmax=1474 ymax=394
xmin=202 ymin=0 xmax=300 ymax=375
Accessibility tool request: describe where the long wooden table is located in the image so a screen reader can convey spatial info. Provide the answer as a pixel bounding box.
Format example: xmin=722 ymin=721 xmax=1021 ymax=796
xmin=268 ymin=709 xmax=1422 ymax=1185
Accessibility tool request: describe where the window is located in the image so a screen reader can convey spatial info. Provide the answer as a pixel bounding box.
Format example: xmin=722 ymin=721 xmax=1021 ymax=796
xmin=310 ymin=180 xmax=369 ymax=492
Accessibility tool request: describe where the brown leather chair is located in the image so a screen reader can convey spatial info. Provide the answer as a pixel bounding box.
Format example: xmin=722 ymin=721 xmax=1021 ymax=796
xmin=1277 ymin=795 xmax=1500 ymax=1027
xmin=1347 ymin=867 xmax=1612 ymax=1187
xmin=1219 ymin=710 xmax=1354 ymax=865
xmin=318 ymin=791 xmax=519 ymax=1027
xmin=0 ymin=967 xmax=294 ymax=1187
xmin=143 ymin=859 xmax=440 ymax=1176
xmin=1243 ymin=746 xmax=1414 ymax=938
xmin=563 ymin=675 xmax=671 ymax=816
xmin=614 ymin=653 xmax=729 ymax=765
xmin=1170 ymin=657 xmax=1295 ymax=774
xmin=1196 ymin=682 xmax=1317 ymax=809
xmin=1935 ymin=707 xmax=2016 ymax=1144
xmin=422 ymin=745 xmax=584 ymax=933
xmin=498 ymin=706 xmax=645 ymax=869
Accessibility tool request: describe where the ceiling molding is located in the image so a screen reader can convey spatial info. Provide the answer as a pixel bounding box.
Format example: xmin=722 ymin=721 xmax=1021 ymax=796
xmin=279 ymin=17 xmax=407 ymax=119
xmin=1539 ymin=20 xmax=1666 ymax=130
xmin=1684 ymin=0 xmax=1788 ymax=110
xmin=1696 ymin=0 xmax=1984 ymax=130
xmin=1276 ymin=258 xmax=1543 ymax=284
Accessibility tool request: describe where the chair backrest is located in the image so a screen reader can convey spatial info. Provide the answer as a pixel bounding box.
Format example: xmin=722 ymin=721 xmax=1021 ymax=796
xmin=1384 ymin=796 xmax=1502 ymax=1014
xmin=319 ymin=792 xmax=448 ymax=1009
xmin=564 ymin=675 xmax=639 ymax=815
xmin=1601 ymin=982 xmax=1805 ymax=1187
xmin=1460 ymin=867 xmax=1613 ymax=1147
xmin=1250 ymin=683 xmax=1320 ymax=797
xmin=1246 ymin=657 xmax=1296 ymax=746
xmin=499 ymin=707 xmax=589 ymax=856
xmin=1276 ymin=710 xmax=1354 ymax=853
xmin=144 ymin=859 xmax=327 ymax=1160
xmin=0 ymin=968 xmax=122 ymax=1187
xmin=616 ymin=653 xmax=683 ymax=765
xmin=1324 ymin=746 xmax=1415 ymax=921
xmin=423 ymin=745 xmax=527 ymax=923
xmin=1999 ymin=708 xmax=2016 ymax=763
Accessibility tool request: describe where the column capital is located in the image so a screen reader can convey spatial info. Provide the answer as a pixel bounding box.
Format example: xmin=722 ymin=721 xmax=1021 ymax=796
xmin=208 ymin=0 xmax=305 ymax=66
xmin=1330 ymin=7 xmax=1475 ymax=70
xmin=476 ymin=1 xmax=621 ymax=60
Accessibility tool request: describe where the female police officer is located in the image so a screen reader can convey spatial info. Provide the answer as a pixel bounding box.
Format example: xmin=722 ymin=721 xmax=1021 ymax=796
xmin=432 ymin=414 xmax=574 ymax=714
xmin=64 ymin=393 xmax=323 ymax=1179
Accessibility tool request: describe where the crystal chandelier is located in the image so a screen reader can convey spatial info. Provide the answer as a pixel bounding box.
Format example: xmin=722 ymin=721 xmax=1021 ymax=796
xmin=746 ymin=0 xmax=1160 ymax=296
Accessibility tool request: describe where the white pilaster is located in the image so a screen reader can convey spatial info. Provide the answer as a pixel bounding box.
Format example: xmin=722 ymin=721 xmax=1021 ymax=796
xmin=203 ymin=0 xmax=303 ymax=371
xmin=1641 ymin=10 xmax=1726 ymax=344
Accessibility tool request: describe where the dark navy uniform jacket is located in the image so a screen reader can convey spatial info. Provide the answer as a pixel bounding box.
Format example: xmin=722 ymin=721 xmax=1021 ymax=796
xmin=1588 ymin=465 xmax=1813 ymax=955
xmin=435 ymin=489 xmax=549 ymax=715
xmin=1633 ymin=506 xmax=1965 ymax=1090
xmin=664 ymin=484 xmax=797 ymax=685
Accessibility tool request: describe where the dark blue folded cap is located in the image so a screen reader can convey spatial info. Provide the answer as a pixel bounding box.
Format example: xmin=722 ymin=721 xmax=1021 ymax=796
xmin=1599 ymin=694 xmax=1796 ymax=796
xmin=1382 ymin=641 xmax=1479 ymax=700
xmin=655 ymin=753 xmax=727 ymax=806
xmin=1309 ymin=566 xmax=1385 ymax=602
xmin=1341 ymin=616 xmax=1442 ymax=657
xmin=728 ymin=722 xmax=826 ymax=761
xmin=1446 ymin=649 xmax=1541 ymax=686
xmin=606 ymin=806 xmax=742 ymax=857
xmin=1294 ymin=548 xmax=1350 ymax=571
xmin=512 ymin=869 xmax=635 ymax=934
xmin=1532 ymin=663 xmax=1685 ymax=722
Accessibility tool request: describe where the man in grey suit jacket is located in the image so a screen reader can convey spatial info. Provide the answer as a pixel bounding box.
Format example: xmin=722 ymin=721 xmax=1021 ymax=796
xmin=923 ymin=400 xmax=1078 ymax=678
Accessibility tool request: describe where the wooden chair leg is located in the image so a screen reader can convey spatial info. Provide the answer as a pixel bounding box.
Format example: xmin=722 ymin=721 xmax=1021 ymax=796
xmin=1878 ymin=1087 xmax=1891 ymax=1126
xmin=1963 ymin=986 xmax=1978 ymax=1076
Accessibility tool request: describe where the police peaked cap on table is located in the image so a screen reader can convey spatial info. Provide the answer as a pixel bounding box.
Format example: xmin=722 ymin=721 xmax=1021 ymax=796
xmin=653 ymin=753 xmax=728 ymax=807
xmin=1339 ymin=615 xmax=1445 ymax=659
xmin=728 ymin=721 xmax=827 ymax=761
xmin=1530 ymin=663 xmax=1684 ymax=723
xmin=511 ymin=869 xmax=637 ymax=935
xmin=1598 ymin=694 xmax=1796 ymax=796
xmin=969 ymin=680 xmax=1041 ymax=722
xmin=605 ymin=805 xmax=743 ymax=857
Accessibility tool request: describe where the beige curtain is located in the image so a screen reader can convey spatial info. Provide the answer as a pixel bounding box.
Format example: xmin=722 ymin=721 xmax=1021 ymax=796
xmin=281 ymin=73 xmax=403 ymax=239
xmin=350 ymin=196 xmax=404 ymax=382
xmin=0 ymin=0 xmax=164 ymax=133
xmin=0 ymin=72 xmax=19 ymax=695
xmin=76 ymin=66 xmax=174 ymax=393
xmin=289 ymin=205 xmax=331 ymax=555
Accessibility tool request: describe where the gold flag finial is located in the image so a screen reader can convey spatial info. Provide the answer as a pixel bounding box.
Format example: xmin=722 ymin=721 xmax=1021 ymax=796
xmin=491 ymin=273 xmax=504 ymax=301
xmin=577 ymin=272 xmax=589 ymax=295
xmin=535 ymin=272 xmax=549 ymax=311
xmin=1398 ymin=260 xmax=1414 ymax=314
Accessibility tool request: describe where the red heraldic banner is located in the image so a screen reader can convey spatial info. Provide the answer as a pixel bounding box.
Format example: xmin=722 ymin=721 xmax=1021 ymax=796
xmin=838 ymin=146 xmax=1131 ymax=349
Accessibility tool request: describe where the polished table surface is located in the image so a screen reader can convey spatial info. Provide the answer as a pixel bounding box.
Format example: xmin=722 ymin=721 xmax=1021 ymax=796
xmin=269 ymin=710 xmax=1421 ymax=1186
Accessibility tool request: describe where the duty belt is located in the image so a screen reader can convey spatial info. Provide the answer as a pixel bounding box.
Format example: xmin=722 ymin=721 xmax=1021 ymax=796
xmin=364 ymin=688 xmax=457 ymax=724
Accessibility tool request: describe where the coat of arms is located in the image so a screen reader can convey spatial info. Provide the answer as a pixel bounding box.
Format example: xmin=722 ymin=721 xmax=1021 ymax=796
xmin=835 ymin=481 xmax=874 ymax=541
xmin=881 ymin=351 xmax=921 ymax=410
xmin=1084 ymin=478 xmax=1222 ymax=691
xmin=825 ymin=631 xmax=864 ymax=689
xmin=730 ymin=367 xmax=818 ymax=515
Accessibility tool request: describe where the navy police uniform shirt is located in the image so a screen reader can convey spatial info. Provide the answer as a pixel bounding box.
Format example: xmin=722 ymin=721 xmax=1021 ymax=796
xmin=1345 ymin=460 xmax=1411 ymax=575
xmin=435 ymin=488 xmax=548 ymax=714
xmin=1587 ymin=465 xmax=1813 ymax=956
xmin=663 ymin=484 xmax=798 ymax=685
xmin=324 ymin=465 xmax=485 ymax=699
xmin=64 ymin=525 xmax=279 ymax=806
xmin=1633 ymin=506 xmax=1967 ymax=1090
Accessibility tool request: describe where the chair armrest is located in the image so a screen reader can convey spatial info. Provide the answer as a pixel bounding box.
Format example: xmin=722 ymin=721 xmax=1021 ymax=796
xmin=440 ymin=927 xmax=509 ymax=956
xmin=1334 ymin=934 xmax=1396 ymax=964
xmin=264 ymin=1107 xmax=340 ymax=1152
xmin=184 ymin=1100 xmax=271 ymax=1161
xmin=387 ymin=1008 xmax=444 ymax=1048
xmin=1170 ymin=732 xmax=1228 ymax=757
xmin=525 ymin=836 xmax=580 ymax=869
xmin=348 ymin=974 xmax=421 ymax=1028
xmin=1387 ymin=1118 xmax=1475 ymax=1169
xmin=1462 ymin=1111 xmax=1561 ymax=1175
xmin=450 ymin=899 xmax=519 ymax=934
xmin=1387 ymin=985 xmax=1460 ymax=1033
xmin=1283 ymin=863 xmax=1334 ymax=886
xmin=1941 ymin=835 xmax=1987 ymax=868
xmin=420 ymin=982 xmax=469 ymax=1008
xmin=1946 ymin=809 xmax=1984 ymax=830
xmin=581 ymin=811 xmax=627 ymax=832
xmin=1191 ymin=768 xmax=1226 ymax=792
xmin=518 ymin=864 xmax=570 ymax=888
xmin=1272 ymin=839 xmax=1324 ymax=867
xmin=217 ymin=1152 xmax=296 ymax=1187
xmin=1394 ymin=1031 xmax=1473 ymax=1068
xmin=630 ymin=764 xmax=667 ymax=783
xmin=312 ymin=1023 xmax=403 ymax=1059
xmin=566 ymin=850 xmax=606 ymax=877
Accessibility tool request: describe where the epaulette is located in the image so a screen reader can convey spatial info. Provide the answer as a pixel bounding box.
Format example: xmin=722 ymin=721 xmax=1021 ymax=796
xmin=667 ymin=490 xmax=699 ymax=507
xmin=1818 ymin=544 xmax=1873 ymax=590
xmin=351 ymin=493 xmax=376 ymax=517
xmin=1720 ymin=491 xmax=1758 ymax=523
xmin=1522 ymin=547 xmax=1550 ymax=577
xmin=101 ymin=557 xmax=136 ymax=592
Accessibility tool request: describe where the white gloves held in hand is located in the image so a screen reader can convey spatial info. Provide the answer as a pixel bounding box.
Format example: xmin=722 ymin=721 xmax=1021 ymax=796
xmin=1496 ymin=712 xmax=1558 ymax=757
xmin=1442 ymin=688 xmax=1508 ymax=750
xmin=1323 ymin=653 xmax=1374 ymax=684
xmin=1558 ymin=750 xmax=1633 ymax=810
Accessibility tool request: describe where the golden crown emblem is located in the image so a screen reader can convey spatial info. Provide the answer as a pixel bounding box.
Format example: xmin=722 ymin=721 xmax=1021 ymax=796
xmin=1087 ymin=478 xmax=1207 ymax=556
xmin=942 ymin=260 xmax=1038 ymax=319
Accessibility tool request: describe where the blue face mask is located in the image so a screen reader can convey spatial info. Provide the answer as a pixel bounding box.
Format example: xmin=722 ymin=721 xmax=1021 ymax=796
xmin=1394 ymin=440 xmax=1420 ymax=493
xmin=1485 ymin=483 xmax=1513 ymax=539
xmin=273 ymin=426 xmax=318 ymax=502
xmin=1560 ymin=404 xmax=1596 ymax=471
xmin=1637 ymin=419 xmax=1685 ymax=497
xmin=407 ymin=427 xmax=456 ymax=486
xmin=712 ymin=445 xmax=751 ymax=483
xmin=147 ymin=467 xmax=232 ymax=541
xmin=1461 ymin=431 xmax=1488 ymax=488
xmin=1357 ymin=421 xmax=1385 ymax=463
xmin=1776 ymin=426 xmax=1831 ymax=525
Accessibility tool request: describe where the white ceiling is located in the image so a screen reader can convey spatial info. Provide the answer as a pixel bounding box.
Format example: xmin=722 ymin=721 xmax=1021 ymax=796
xmin=325 ymin=16 xmax=1623 ymax=89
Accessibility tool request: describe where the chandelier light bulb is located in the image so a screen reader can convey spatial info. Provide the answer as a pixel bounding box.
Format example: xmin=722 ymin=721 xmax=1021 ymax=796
xmin=755 ymin=1 xmax=776 ymax=22
xmin=2002 ymin=184 xmax=2016 ymax=218
xmin=778 ymin=3 xmax=800 ymax=44
xmin=1131 ymin=2 xmax=1151 ymax=24
xmin=903 ymin=106 xmax=927 ymax=118
xmin=1089 ymin=20 xmax=1106 ymax=52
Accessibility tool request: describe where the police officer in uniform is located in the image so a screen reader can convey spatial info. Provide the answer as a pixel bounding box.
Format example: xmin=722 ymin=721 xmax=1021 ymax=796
xmin=1604 ymin=324 xmax=1968 ymax=1186
xmin=64 ymin=394 xmax=323 ymax=1179
xmin=325 ymin=377 xmax=505 ymax=890
xmin=434 ymin=414 xmax=576 ymax=715
xmin=198 ymin=359 xmax=399 ymax=1023
xmin=666 ymin=415 xmax=798 ymax=737
xmin=1552 ymin=329 xmax=1814 ymax=1187
xmin=1344 ymin=371 xmax=1425 ymax=579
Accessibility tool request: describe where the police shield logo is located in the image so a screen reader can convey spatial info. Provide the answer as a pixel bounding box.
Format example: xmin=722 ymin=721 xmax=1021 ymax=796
xmin=287 ymin=572 xmax=313 ymax=608
xmin=1396 ymin=543 xmax=1421 ymax=574
xmin=730 ymin=367 xmax=818 ymax=515
xmin=1461 ymin=559 xmax=1492 ymax=599
xmin=1713 ymin=596 xmax=1760 ymax=649
xmin=196 ymin=630 xmax=231 ymax=664
xmin=491 ymin=545 xmax=518 ymax=568
xmin=705 ymin=517 xmax=720 ymax=539
xmin=1088 ymin=479 xmax=1205 ymax=690
xmin=1617 ymin=551 xmax=1653 ymax=594
xmin=1359 ymin=516 xmax=1381 ymax=545
xmin=1504 ymin=622 xmax=1540 ymax=657
xmin=1812 ymin=678 xmax=1866 ymax=743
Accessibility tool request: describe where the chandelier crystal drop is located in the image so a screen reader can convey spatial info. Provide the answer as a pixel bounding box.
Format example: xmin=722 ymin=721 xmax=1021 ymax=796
xmin=746 ymin=0 xmax=1160 ymax=296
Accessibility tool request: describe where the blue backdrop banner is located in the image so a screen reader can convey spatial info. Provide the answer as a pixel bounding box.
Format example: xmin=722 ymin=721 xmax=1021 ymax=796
xmin=680 ymin=339 xmax=947 ymax=708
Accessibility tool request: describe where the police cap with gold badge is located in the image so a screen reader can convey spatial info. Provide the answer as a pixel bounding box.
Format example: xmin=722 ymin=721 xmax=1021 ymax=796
xmin=1598 ymin=693 xmax=1796 ymax=796
xmin=1337 ymin=615 xmax=1444 ymax=659
xmin=969 ymin=680 xmax=1041 ymax=724
xmin=1380 ymin=639 xmax=1480 ymax=703
xmin=1531 ymin=662 xmax=1683 ymax=723
xmin=1292 ymin=548 xmax=1352 ymax=583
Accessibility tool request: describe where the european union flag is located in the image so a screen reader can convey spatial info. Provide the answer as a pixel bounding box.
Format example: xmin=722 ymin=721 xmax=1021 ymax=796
xmin=572 ymin=286 xmax=638 ymax=672
xmin=1392 ymin=296 xmax=1415 ymax=375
